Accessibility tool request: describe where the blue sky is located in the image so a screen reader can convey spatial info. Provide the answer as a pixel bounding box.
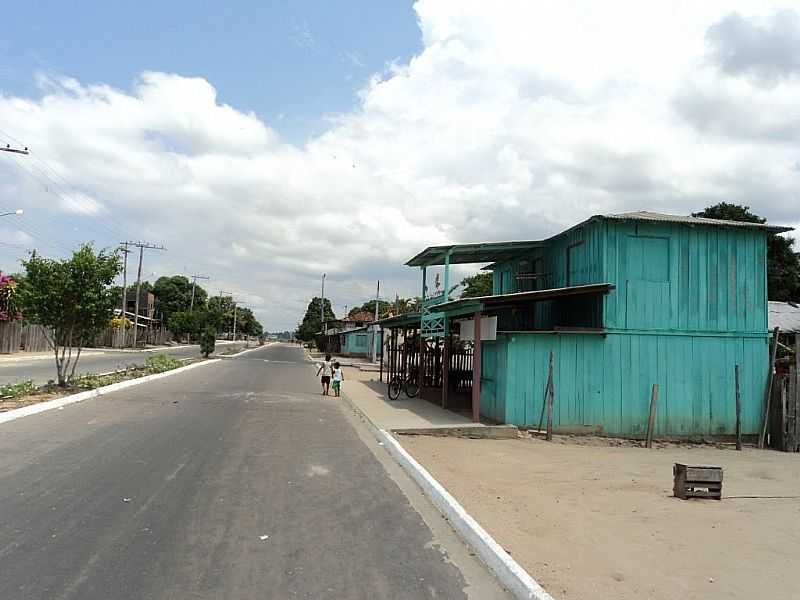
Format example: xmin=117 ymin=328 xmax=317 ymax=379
xmin=1 ymin=1 xmax=421 ymax=142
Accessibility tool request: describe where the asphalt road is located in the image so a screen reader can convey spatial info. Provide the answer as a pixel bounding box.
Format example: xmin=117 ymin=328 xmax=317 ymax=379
xmin=0 ymin=343 xmax=509 ymax=599
xmin=0 ymin=343 xmax=242 ymax=387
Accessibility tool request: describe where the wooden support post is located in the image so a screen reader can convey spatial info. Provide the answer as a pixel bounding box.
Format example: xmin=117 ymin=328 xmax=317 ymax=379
xmin=546 ymin=350 xmax=554 ymax=441
xmin=759 ymin=326 xmax=780 ymax=449
xmin=646 ymin=383 xmax=659 ymax=449
xmin=472 ymin=311 xmax=482 ymax=423
xmin=379 ymin=330 xmax=384 ymax=383
xmin=537 ymin=366 xmax=552 ymax=434
xmin=441 ymin=333 xmax=449 ymax=409
xmin=735 ymin=365 xmax=742 ymax=451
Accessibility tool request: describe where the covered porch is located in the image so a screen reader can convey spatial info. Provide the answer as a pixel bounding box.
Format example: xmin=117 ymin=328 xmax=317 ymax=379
xmin=394 ymin=240 xmax=614 ymax=423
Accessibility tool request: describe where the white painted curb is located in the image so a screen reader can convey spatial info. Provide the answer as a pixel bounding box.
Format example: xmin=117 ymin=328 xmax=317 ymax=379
xmin=0 ymin=359 xmax=221 ymax=426
xmin=378 ymin=430 xmax=554 ymax=600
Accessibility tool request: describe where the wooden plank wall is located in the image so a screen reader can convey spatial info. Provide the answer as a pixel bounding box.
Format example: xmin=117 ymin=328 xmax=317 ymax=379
xmin=482 ymin=332 xmax=768 ymax=436
xmin=603 ymin=221 xmax=768 ymax=333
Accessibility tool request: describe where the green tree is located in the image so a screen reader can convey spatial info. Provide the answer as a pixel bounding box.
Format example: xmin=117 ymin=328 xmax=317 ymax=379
xmin=168 ymin=309 xmax=209 ymax=339
xmin=207 ymin=295 xmax=235 ymax=333
xmin=200 ymin=326 xmax=216 ymax=357
xmin=460 ymin=272 xmax=493 ymax=298
xmin=20 ymin=244 xmax=122 ymax=386
xmin=296 ymin=297 xmax=335 ymax=341
xmin=153 ymin=276 xmax=206 ymax=324
xmin=693 ymin=203 xmax=799 ymax=301
xmin=348 ymin=299 xmax=393 ymax=319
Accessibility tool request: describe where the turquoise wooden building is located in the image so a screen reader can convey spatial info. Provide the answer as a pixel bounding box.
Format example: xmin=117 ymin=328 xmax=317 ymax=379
xmin=402 ymin=211 xmax=792 ymax=438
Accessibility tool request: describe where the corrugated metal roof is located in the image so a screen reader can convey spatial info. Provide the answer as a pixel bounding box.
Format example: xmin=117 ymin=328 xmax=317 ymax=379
xmin=602 ymin=211 xmax=793 ymax=233
xmin=405 ymin=240 xmax=546 ymax=267
xmin=405 ymin=211 xmax=792 ymax=268
xmin=768 ymin=301 xmax=800 ymax=333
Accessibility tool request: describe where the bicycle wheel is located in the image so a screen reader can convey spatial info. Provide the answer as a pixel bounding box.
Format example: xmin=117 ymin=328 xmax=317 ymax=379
xmin=405 ymin=373 xmax=420 ymax=398
xmin=388 ymin=376 xmax=402 ymax=401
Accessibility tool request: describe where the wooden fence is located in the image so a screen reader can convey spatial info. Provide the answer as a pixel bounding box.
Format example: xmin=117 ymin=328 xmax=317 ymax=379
xmin=1 ymin=322 xmax=174 ymax=353
xmin=769 ymin=364 xmax=800 ymax=452
xmin=0 ymin=321 xmax=22 ymax=353
xmin=0 ymin=322 xmax=52 ymax=353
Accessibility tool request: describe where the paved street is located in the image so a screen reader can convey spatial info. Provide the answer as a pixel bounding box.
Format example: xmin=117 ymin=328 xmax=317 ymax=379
xmin=0 ymin=343 xmax=243 ymax=386
xmin=0 ymin=343 xmax=508 ymax=599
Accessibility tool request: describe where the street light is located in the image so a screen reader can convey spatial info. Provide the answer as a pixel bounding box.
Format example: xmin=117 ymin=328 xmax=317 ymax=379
xmin=0 ymin=208 xmax=23 ymax=217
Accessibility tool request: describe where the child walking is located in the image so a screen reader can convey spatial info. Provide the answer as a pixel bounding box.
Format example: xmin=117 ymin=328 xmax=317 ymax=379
xmin=316 ymin=354 xmax=333 ymax=396
xmin=331 ymin=362 xmax=344 ymax=397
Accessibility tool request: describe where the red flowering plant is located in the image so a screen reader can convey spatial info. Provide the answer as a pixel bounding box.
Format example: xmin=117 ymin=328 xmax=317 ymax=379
xmin=0 ymin=272 xmax=22 ymax=322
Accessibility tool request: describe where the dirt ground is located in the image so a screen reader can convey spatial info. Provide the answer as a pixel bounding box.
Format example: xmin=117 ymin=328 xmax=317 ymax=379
xmin=401 ymin=434 xmax=800 ymax=600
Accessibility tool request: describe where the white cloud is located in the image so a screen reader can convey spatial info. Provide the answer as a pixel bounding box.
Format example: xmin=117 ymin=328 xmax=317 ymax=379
xmin=1 ymin=1 xmax=798 ymax=329
xmin=58 ymin=192 xmax=104 ymax=216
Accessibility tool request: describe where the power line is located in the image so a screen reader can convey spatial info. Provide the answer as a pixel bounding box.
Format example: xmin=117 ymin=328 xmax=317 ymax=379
xmin=0 ymin=129 xmax=133 ymax=242
xmin=5 ymin=154 xmax=132 ymax=243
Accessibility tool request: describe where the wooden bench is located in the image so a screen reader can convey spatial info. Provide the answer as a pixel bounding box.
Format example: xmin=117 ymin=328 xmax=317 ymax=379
xmin=673 ymin=464 xmax=723 ymax=500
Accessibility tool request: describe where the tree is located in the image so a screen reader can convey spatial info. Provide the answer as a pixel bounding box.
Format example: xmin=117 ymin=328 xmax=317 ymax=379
xmin=200 ymin=326 xmax=216 ymax=357
xmin=296 ymin=297 xmax=335 ymax=341
xmin=153 ymin=276 xmax=206 ymax=324
xmin=167 ymin=309 xmax=214 ymax=339
xmin=207 ymin=295 xmax=235 ymax=333
xmin=20 ymin=244 xmax=122 ymax=386
xmin=693 ymin=203 xmax=800 ymax=301
xmin=348 ymin=299 xmax=393 ymax=319
xmin=460 ymin=272 xmax=493 ymax=298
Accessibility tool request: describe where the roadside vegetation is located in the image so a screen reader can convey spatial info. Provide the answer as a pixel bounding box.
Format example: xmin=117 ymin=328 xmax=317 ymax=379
xmin=2 ymin=244 xmax=266 ymax=387
xmin=0 ymin=353 xmax=190 ymax=410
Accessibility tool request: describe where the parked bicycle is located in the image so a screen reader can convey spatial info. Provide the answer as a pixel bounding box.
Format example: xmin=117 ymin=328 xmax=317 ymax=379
xmin=387 ymin=368 xmax=420 ymax=401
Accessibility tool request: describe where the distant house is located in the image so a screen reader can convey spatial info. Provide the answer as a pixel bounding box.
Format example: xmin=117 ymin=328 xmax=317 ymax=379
xmin=384 ymin=211 xmax=792 ymax=438
xmin=125 ymin=289 xmax=155 ymax=319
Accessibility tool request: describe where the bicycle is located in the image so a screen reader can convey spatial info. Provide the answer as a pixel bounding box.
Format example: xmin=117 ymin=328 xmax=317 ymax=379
xmin=387 ymin=368 xmax=420 ymax=401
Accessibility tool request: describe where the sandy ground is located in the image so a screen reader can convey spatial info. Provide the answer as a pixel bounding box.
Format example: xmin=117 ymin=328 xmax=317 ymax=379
xmin=401 ymin=434 xmax=800 ymax=600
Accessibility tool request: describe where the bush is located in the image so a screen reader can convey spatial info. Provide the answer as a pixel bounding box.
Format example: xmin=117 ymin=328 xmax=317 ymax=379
xmin=0 ymin=379 xmax=35 ymax=399
xmin=144 ymin=353 xmax=182 ymax=374
xmin=200 ymin=326 xmax=216 ymax=357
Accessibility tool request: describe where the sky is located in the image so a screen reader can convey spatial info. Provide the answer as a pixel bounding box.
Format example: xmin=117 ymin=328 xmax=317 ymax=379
xmin=1 ymin=1 xmax=799 ymax=331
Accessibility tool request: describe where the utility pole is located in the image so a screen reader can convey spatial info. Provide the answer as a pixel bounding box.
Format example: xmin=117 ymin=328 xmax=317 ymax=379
xmin=320 ymin=273 xmax=326 ymax=333
xmin=118 ymin=242 xmax=131 ymax=347
xmin=125 ymin=241 xmax=166 ymax=347
xmin=372 ymin=280 xmax=380 ymax=362
xmin=189 ymin=274 xmax=210 ymax=311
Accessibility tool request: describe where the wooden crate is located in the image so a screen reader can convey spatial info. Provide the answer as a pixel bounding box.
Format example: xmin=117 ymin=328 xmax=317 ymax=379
xmin=673 ymin=463 xmax=723 ymax=500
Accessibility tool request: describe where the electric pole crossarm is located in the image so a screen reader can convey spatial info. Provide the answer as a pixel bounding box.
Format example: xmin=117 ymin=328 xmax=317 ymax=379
xmin=0 ymin=145 xmax=29 ymax=155
xmin=189 ymin=274 xmax=210 ymax=311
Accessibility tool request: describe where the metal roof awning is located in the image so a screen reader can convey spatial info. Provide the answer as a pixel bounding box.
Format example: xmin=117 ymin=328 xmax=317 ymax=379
xmin=769 ymin=301 xmax=800 ymax=333
xmin=405 ymin=240 xmax=546 ymax=267
xmin=430 ymin=283 xmax=615 ymax=315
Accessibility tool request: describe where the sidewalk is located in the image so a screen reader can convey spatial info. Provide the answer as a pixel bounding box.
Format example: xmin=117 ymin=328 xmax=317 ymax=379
xmin=341 ymin=366 xmax=478 ymax=431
